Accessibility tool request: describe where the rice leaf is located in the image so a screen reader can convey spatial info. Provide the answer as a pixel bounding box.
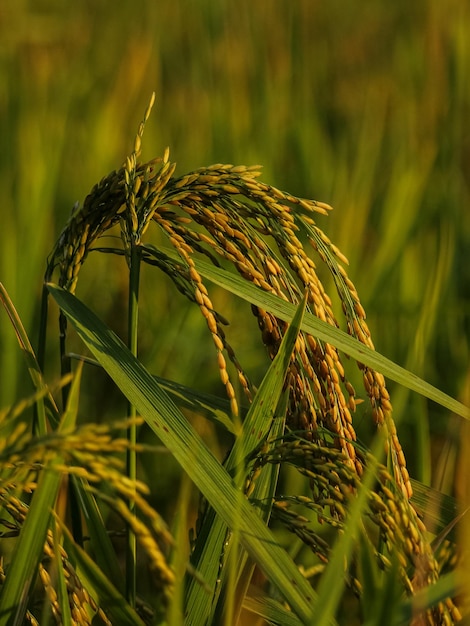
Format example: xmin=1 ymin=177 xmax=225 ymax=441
xmin=393 ymin=569 xmax=461 ymax=626
xmin=51 ymin=520 xmax=73 ymax=626
xmin=70 ymin=475 xmax=125 ymax=593
xmin=155 ymin=245 xmax=470 ymax=421
xmin=311 ymin=431 xmax=385 ymax=626
xmin=188 ymin=292 xmax=308 ymax=625
xmin=212 ymin=388 xmax=291 ymax=625
xmin=0 ymin=282 xmax=58 ymax=433
xmin=47 ymin=283 xmax=318 ymax=624
xmin=68 ymin=353 xmax=238 ymax=433
xmin=242 ymin=594 xmax=304 ymax=626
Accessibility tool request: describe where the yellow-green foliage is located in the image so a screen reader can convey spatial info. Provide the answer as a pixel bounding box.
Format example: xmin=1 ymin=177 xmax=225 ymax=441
xmin=1 ymin=2 xmax=468 ymax=467
xmin=0 ymin=2 xmax=469 ymax=624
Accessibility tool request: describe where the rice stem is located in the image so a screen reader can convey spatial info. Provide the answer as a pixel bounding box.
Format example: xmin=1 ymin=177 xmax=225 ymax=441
xmin=126 ymin=241 xmax=141 ymax=607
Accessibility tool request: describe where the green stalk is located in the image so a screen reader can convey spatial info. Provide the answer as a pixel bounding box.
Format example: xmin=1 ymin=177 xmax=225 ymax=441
xmin=126 ymin=242 xmax=141 ymax=607
xmin=59 ymin=311 xmax=72 ymax=408
xmin=36 ymin=284 xmax=50 ymax=433
xmin=58 ymin=303 xmax=84 ymax=547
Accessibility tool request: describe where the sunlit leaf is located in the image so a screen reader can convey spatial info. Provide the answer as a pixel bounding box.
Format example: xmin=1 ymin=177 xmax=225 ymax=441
xmin=152 ymin=245 xmax=470 ymax=421
xmin=188 ymin=292 xmax=308 ymax=626
xmin=47 ymin=283 xmax=318 ymax=624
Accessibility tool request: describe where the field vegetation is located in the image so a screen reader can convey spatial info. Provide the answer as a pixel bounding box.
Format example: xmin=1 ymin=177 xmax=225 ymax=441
xmin=0 ymin=2 xmax=469 ymax=624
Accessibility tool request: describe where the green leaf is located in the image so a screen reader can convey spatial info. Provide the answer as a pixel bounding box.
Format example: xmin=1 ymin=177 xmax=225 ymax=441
xmin=358 ymin=531 xmax=402 ymax=626
xmin=51 ymin=521 xmax=73 ymax=626
xmin=188 ymin=292 xmax=308 ymax=626
xmin=410 ymin=478 xmax=460 ymax=538
xmin=47 ymin=283 xmax=317 ymax=624
xmin=242 ymin=594 xmax=305 ymax=626
xmin=150 ymin=245 xmax=470 ymax=421
xmin=70 ymin=476 xmax=125 ymax=592
xmin=152 ymin=375 xmax=237 ymax=433
xmin=371 ymin=557 xmax=402 ymax=626
xmin=312 ymin=432 xmax=386 ymax=626
xmin=68 ymin=353 xmax=238 ymax=433
xmin=213 ymin=388 xmax=291 ymax=626
xmin=357 ymin=530 xmax=382 ymax=623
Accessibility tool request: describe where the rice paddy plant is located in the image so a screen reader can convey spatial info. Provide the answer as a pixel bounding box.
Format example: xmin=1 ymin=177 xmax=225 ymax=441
xmin=0 ymin=99 xmax=468 ymax=625
xmin=2 ymin=1 xmax=469 ymax=480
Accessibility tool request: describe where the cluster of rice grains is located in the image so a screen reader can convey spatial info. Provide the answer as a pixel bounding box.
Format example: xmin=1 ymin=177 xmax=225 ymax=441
xmin=45 ymin=111 xmax=459 ymax=623
xmin=0 ymin=413 xmax=173 ymax=624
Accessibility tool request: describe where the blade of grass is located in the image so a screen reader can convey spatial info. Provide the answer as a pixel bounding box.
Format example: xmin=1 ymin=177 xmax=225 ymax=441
xmin=166 ymin=474 xmax=193 ymax=626
xmin=69 ymin=475 xmax=125 ymax=593
xmin=0 ymin=364 xmax=82 ymax=626
xmin=242 ymin=594 xmax=304 ymax=626
xmin=369 ymin=557 xmax=402 ymax=626
xmin=149 ymin=245 xmax=470 ymax=421
xmin=393 ymin=569 xmax=461 ymax=626
xmin=186 ymin=293 xmax=308 ymax=626
xmin=358 ymin=530 xmax=402 ymax=626
xmin=67 ymin=353 xmax=238 ymax=433
xmin=312 ymin=430 xmax=386 ymax=626
xmin=410 ymin=478 xmax=459 ymax=537
xmin=211 ymin=388 xmax=290 ymax=626
xmin=357 ymin=529 xmax=382 ymax=624
xmin=51 ymin=519 xmax=73 ymax=626
xmin=152 ymin=375 xmax=238 ymax=433
xmin=47 ymin=283 xmax=318 ymax=624
xmin=125 ymin=242 xmax=141 ymax=608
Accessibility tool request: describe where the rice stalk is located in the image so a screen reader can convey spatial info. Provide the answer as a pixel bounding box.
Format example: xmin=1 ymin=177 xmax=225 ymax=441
xmin=41 ymin=109 xmax=462 ymax=623
xmin=45 ymin=141 xmax=410 ymax=493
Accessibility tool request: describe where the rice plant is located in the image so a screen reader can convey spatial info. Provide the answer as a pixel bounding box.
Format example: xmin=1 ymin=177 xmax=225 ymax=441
xmin=0 ymin=98 xmax=467 ymax=625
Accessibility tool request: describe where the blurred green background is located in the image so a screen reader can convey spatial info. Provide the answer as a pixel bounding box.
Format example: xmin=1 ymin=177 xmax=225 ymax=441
xmin=1 ymin=0 xmax=469 ymax=488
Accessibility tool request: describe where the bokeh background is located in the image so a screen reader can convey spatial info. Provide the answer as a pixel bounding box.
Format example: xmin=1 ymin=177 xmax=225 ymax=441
xmin=1 ymin=0 xmax=469 ymax=492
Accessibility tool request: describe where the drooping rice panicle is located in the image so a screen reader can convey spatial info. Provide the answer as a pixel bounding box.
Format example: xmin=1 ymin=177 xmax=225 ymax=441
xmin=40 ymin=109 xmax=460 ymax=622
xmin=46 ymin=150 xmax=411 ymax=493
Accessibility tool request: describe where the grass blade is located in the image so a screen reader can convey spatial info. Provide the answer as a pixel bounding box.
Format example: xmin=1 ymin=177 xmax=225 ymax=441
xmin=393 ymin=569 xmax=461 ymax=626
xmin=242 ymin=594 xmax=304 ymax=626
xmin=312 ymin=431 xmax=385 ymax=626
xmin=153 ymin=246 xmax=470 ymax=421
xmin=125 ymin=239 xmax=142 ymax=607
xmin=70 ymin=476 xmax=125 ymax=593
xmin=51 ymin=520 xmax=73 ymax=626
xmin=213 ymin=388 xmax=290 ymax=626
xmin=187 ymin=293 xmax=308 ymax=625
xmin=68 ymin=352 xmax=238 ymax=433
xmin=47 ymin=283 xmax=317 ymax=624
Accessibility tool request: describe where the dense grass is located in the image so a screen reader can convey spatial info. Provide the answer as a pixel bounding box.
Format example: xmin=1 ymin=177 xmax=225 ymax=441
xmin=0 ymin=1 xmax=469 ymax=624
